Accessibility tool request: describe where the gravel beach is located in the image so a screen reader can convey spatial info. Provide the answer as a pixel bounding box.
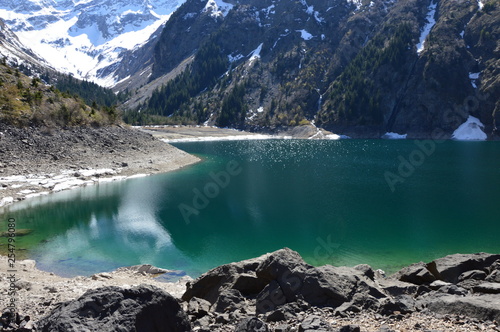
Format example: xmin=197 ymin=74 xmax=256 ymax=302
xmin=0 ymin=125 xmax=200 ymax=206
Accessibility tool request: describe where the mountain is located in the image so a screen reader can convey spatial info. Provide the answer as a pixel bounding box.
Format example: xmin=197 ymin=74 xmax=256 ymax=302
xmin=0 ymin=18 xmax=52 ymax=72
xmin=0 ymin=59 xmax=119 ymax=127
xmin=0 ymin=0 xmax=184 ymax=86
xmin=124 ymin=0 xmax=499 ymax=139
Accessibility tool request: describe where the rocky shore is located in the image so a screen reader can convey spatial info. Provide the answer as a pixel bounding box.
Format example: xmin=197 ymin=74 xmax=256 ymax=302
xmin=1 ymin=249 xmax=499 ymax=331
xmin=0 ymin=125 xmax=200 ymax=206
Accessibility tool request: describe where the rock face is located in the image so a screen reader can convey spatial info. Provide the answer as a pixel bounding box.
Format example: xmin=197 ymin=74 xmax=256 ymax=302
xmin=36 ymin=285 xmax=191 ymax=332
xmin=125 ymin=0 xmax=500 ymax=139
xmin=182 ymin=248 xmax=386 ymax=314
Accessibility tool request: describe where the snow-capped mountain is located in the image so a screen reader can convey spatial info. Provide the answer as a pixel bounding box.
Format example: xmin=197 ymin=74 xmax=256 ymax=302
xmin=124 ymin=0 xmax=498 ymax=139
xmin=0 ymin=18 xmax=51 ymax=70
xmin=0 ymin=0 xmax=184 ymax=86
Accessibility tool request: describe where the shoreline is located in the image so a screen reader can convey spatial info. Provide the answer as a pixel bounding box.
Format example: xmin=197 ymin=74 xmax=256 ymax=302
xmin=1 ymin=251 xmax=499 ymax=331
xmin=0 ymin=255 xmax=191 ymax=322
xmin=0 ymin=125 xmax=200 ymax=208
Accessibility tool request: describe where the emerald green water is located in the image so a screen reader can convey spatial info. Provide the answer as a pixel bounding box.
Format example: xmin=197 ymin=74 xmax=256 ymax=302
xmin=1 ymin=139 xmax=499 ymax=278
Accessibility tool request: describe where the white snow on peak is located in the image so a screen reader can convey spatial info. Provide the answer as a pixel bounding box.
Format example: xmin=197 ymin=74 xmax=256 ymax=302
xmin=469 ymin=72 xmax=480 ymax=88
xmin=381 ymin=132 xmax=407 ymax=139
xmin=416 ymin=1 xmax=437 ymax=55
xmin=297 ymin=29 xmax=313 ymax=40
xmin=0 ymin=0 xmax=183 ymax=87
xmin=477 ymin=0 xmax=484 ymax=10
xmin=203 ymin=0 xmax=233 ymax=18
xmin=248 ymin=43 xmax=263 ymax=66
xmin=452 ymin=116 xmax=487 ymax=141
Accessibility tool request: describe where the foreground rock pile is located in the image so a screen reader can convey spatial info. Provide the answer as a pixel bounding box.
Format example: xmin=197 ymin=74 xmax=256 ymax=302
xmin=180 ymin=249 xmax=500 ymax=331
xmin=2 ymin=249 xmax=499 ymax=331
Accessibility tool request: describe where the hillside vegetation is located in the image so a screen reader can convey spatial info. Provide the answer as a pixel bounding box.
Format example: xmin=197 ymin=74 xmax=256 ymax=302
xmin=0 ymin=61 xmax=120 ymax=128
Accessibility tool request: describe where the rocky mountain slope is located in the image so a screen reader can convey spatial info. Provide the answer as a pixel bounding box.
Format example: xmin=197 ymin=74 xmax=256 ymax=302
xmin=0 ymin=19 xmax=52 ymax=72
xmin=0 ymin=0 xmax=184 ymax=86
xmin=125 ymin=0 xmax=499 ymax=139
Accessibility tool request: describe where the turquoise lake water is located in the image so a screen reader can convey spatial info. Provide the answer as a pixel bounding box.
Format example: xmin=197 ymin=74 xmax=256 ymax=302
xmin=2 ymin=139 xmax=499 ymax=278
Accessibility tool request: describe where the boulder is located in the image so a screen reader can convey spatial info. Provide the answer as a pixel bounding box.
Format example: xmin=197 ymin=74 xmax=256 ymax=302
xmin=36 ymin=285 xmax=192 ymax=332
xmin=298 ymin=315 xmax=334 ymax=332
xmin=256 ymin=280 xmax=286 ymax=313
xmin=234 ymin=317 xmax=269 ymax=332
xmin=437 ymin=284 xmax=468 ymax=296
xmin=429 ymin=280 xmax=452 ymax=290
xmin=432 ymin=253 xmax=500 ymax=283
xmin=378 ymin=278 xmax=420 ymax=296
xmin=390 ymin=262 xmax=436 ymax=285
xmin=182 ymin=255 xmax=264 ymax=304
xmin=213 ymin=289 xmax=246 ymax=313
xmin=187 ymin=297 xmax=211 ymax=318
xmin=183 ymin=248 xmax=389 ymax=315
xmin=473 ymin=282 xmax=500 ymax=294
xmin=422 ymin=294 xmax=500 ymax=323
xmin=339 ymin=326 xmax=361 ymax=332
xmin=458 ymin=270 xmax=487 ymax=282
xmin=486 ymin=270 xmax=500 ymax=283
xmin=379 ymin=295 xmax=415 ymax=316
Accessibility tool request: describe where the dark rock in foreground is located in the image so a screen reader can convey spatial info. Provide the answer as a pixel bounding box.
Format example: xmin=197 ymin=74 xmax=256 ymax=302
xmin=36 ymin=285 xmax=191 ymax=332
xmin=182 ymin=248 xmax=500 ymax=330
xmin=32 ymin=249 xmax=500 ymax=332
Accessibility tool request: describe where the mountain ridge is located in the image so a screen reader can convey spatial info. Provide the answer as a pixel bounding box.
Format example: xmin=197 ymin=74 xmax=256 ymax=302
xmin=1 ymin=0 xmax=499 ymax=139
xmin=0 ymin=0 xmax=183 ymax=86
xmin=123 ymin=0 xmax=499 ymax=139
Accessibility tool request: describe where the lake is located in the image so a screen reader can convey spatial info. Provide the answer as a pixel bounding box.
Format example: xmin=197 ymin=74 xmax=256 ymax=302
xmin=2 ymin=139 xmax=499 ymax=278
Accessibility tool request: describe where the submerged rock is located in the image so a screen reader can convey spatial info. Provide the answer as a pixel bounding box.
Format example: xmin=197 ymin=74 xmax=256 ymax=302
xmin=36 ymin=285 xmax=191 ymax=332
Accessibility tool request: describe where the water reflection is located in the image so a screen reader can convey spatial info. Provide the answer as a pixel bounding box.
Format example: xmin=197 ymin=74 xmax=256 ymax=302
xmin=1 ymin=140 xmax=499 ymax=277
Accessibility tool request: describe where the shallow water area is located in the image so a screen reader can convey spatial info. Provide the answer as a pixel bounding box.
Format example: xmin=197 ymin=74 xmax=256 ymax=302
xmin=1 ymin=139 xmax=499 ymax=278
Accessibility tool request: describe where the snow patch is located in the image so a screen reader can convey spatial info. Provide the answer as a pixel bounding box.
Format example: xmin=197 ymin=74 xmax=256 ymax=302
xmin=297 ymin=29 xmax=313 ymax=40
xmin=262 ymin=4 xmax=275 ymax=18
xmin=347 ymin=0 xmax=363 ymax=10
xmin=314 ymin=11 xmax=325 ymax=23
xmin=228 ymin=53 xmax=244 ymax=63
xmin=452 ymin=116 xmax=487 ymax=141
xmin=469 ymin=72 xmax=480 ymax=88
xmin=0 ymin=197 xmax=14 ymax=207
xmin=416 ymin=1 xmax=437 ymax=55
xmin=161 ymin=134 xmax=276 ymax=143
xmin=382 ymin=132 xmax=407 ymax=139
xmin=183 ymin=12 xmax=197 ymax=19
xmin=477 ymin=0 xmax=484 ymax=10
xmin=203 ymin=0 xmax=233 ymax=18
xmin=248 ymin=43 xmax=263 ymax=66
